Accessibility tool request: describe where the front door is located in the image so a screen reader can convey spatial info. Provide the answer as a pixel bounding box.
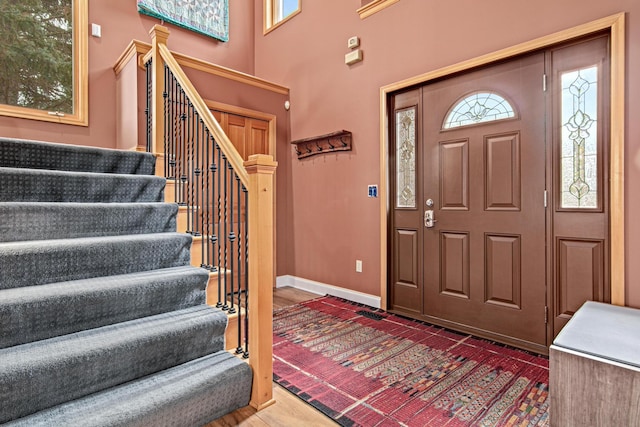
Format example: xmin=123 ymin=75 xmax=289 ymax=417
xmin=389 ymin=35 xmax=611 ymax=354
xmin=422 ymin=53 xmax=547 ymax=350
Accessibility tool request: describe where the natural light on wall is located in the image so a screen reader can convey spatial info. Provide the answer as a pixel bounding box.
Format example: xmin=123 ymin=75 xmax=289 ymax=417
xmin=264 ymin=0 xmax=300 ymax=34
xmin=0 ymin=0 xmax=88 ymax=126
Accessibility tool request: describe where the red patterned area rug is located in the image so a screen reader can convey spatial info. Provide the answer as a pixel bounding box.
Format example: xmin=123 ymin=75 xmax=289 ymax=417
xmin=273 ymin=296 xmax=549 ymax=427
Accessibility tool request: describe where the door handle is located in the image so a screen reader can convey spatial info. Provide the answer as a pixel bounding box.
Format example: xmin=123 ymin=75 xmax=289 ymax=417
xmin=424 ymin=210 xmax=437 ymax=228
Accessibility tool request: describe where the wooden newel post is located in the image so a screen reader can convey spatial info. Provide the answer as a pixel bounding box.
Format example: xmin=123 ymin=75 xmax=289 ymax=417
xmin=149 ymin=25 xmax=169 ymax=167
xmin=245 ymin=154 xmax=277 ymax=410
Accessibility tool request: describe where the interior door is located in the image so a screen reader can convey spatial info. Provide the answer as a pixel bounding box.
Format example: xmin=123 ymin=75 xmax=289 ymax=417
xmin=421 ymin=53 xmax=547 ymax=350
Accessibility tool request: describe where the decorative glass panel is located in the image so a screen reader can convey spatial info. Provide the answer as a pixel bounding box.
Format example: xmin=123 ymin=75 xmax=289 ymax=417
xmin=443 ymin=92 xmax=516 ymax=129
xmin=560 ymin=66 xmax=598 ymax=208
xmin=396 ymin=107 xmax=416 ymax=208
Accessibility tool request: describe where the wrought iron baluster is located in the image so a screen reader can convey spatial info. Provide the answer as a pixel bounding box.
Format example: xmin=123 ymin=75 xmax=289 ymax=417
xmin=243 ymin=184 xmax=249 ymax=359
xmin=216 ymin=146 xmax=223 ymax=308
xmin=145 ymin=59 xmax=152 ymax=154
xmin=209 ymin=138 xmax=218 ymax=273
xmin=235 ymin=175 xmax=243 ymax=355
xmin=221 ymin=153 xmax=229 ymax=311
xmin=228 ymin=163 xmax=236 ymax=316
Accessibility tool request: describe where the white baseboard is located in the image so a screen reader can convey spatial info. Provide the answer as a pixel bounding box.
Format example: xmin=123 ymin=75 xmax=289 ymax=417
xmin=276 ymin=275 xmax=380 ymax=309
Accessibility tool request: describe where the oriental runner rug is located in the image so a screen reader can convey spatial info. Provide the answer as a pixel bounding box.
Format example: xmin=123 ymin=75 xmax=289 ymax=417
xmin=273 ymin=296 xmax=549 ymax=427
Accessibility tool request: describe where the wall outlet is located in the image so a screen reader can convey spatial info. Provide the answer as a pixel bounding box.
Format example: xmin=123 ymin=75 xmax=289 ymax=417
xmin=368 ymin=185 xmax=378 ymax=198
xmin=347 ymin=36 xmax=360 ymax=49
xmin=356 ymin=260 xmax=363 ymax=273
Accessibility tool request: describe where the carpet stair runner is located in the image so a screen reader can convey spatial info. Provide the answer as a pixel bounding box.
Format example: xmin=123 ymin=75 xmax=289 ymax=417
xmin=0 ymin=137 xmax=252 ymax=426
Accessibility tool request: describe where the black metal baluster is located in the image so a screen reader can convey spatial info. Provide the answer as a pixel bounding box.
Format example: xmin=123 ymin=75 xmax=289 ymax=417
xmin=228 ymin=164 xmax=236 ymax=316
xmin=216 ymin=146 xmax=223 ymax=308
xmin=243 ymin=184 xmax=249 ymax=359
xmin=209 ymin=138 xmax=218 ymax=273
xmin=221 ymin=153 xmax=229 ymax=311
xmin=163 ymin=65 xmax=169 ymax=176
xmin=235 ymin=175 xmax=243 ymax=355
xmin=145 ymin=59 xmax=152 ymax=153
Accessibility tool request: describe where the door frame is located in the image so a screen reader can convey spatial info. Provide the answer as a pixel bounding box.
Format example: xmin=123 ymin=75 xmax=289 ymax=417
xmin=379 ymin=13 xmax=626 ymax=311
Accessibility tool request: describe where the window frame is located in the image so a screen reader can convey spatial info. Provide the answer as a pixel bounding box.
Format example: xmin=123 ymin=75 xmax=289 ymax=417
xmin=263 ymin=0 xmax=301 ymax=35
xmin=0 ymin=0 xmax=88 ymax=126
xmin=358 ymin=0 xmax=400 ymax=19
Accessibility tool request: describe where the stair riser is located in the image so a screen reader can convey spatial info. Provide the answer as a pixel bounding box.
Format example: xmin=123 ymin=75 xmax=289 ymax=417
xmin=0 ymin=203 xmax=178 ymax=242
xmin=0 ymin=268 xmax=209 ymax=349
xmin=0 ymin=234 xmax=192 ymax=290
xmin=0 ymin=307 xmax=227 ymax=424
xmin=0 ymin=168 xmax=165 ymax=203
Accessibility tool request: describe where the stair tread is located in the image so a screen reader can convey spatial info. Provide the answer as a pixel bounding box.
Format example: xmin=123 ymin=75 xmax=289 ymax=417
xmin=0 ymin=202 xmax=179 ymax=242
xmin=0 ymin=137 xmax=156 ymax=175
xmin=0 ymin=233 xmax=193 ymax=290
xmin=0 ymin=266 xmax=209 ymax=348
xmin=0 ymin=167 xmax=165 ymax=203
xmin=4 ymin=351 xmax=252 ymax=427
xmin=0 ymin=305 xmax=228 ymax=423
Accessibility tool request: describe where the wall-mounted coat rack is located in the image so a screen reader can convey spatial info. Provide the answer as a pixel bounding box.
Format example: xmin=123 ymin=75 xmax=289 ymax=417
xmin=291 ymin=130 xmax=352 ymax=159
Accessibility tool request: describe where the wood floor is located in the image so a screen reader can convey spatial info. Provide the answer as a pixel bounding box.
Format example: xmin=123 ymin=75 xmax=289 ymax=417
xmin=206 ymin=287 xmax=338 ymax=426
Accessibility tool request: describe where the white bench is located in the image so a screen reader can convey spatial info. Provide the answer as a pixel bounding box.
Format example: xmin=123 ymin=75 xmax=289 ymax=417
xmin=550 ymin=301 xmax=640 ymax=426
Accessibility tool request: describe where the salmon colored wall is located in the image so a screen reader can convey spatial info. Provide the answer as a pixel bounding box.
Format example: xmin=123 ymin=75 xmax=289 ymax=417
xmin=254 ymin=0 xmax=640 ymax=305
xmin=0 ymin=0 xmax=255 ymax=148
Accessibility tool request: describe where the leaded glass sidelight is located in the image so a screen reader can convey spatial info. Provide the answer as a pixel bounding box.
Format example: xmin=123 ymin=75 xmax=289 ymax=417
xmin=443 ymin=92 xmax=516 ymax=129
xmin=560 ymin=66 xmax=598 ymax=208
xmin=396 ymin=107 xmax=417 ymax=208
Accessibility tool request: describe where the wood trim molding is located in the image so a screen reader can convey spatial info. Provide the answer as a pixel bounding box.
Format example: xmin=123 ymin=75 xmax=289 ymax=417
xmin=0 ymin=0 xmax=88 ymax=126
xmin=114 ymin=40 xmax=290 ymax=96
xmin=379 ymin=13 xmax=626 ymax=310
xmin=113 ymin=40 xmax=149 ymax=75
xmin=358 ymin=0 xmax=400 ymax=19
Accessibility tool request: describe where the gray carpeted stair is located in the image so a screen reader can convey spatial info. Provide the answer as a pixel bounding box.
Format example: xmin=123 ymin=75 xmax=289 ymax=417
xmin=0 ymin=233 xmax=193 ymax=290
xmin=0 ymin=167 xmax=165 ymax=203
xmin=0 ymin=138 xmax=252 ymax=425
xmin=0 ymin=137 xmax=156 ymax=174
xmin=3 ymin=351 xmax=253 ymax=427
xmin=0 ymin=202 xmax=177 ymax=242
xmin=0 ymin=266 xmax=209 ymax=349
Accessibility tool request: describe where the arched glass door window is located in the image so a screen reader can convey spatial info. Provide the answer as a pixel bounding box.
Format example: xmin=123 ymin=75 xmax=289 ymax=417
xmin=443 ymin=91 xmax=516 ymax=129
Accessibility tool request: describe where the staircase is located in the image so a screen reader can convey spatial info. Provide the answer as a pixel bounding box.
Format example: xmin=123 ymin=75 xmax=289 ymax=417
xmin=0 ymin=137 xmax=252 ymax=426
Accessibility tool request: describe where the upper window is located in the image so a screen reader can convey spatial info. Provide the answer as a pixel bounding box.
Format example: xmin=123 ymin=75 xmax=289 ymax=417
xmin=264 ymin=0 xmax=300 ymax=34
xmin=443 ymin=91 xmax=516 ymax=130
xmin=358 ymin=0 xmax=400 ymax=19
xmin=0 ymin=0 xmax=87 ymax=125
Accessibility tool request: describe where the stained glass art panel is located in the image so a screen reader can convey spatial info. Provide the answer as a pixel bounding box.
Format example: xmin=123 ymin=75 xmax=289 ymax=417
xmin=443 ymin=92 xmax=516 ymax=129
xmin=396 ymin=107 xmax=416 ymax=209
xmin=560 ymin=66 xmax=598 ymax=208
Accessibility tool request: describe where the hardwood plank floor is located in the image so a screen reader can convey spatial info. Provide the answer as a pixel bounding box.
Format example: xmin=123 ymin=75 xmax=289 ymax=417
xmin=206 ymin=287 xmax=338 ymax=427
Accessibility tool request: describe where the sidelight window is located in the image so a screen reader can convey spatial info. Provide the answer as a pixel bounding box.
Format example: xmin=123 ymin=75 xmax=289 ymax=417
xmin=560 ymin=66 xmax=599 ymax=208
xmin=396 ymin=106 xmax=417 ymax=208
xmin=443 ymin=91 xmax=516 ymax=130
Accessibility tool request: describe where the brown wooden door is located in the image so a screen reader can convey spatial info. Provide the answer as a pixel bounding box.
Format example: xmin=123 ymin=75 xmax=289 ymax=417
xmin=211 ymin=110 xmax=270 ymax=160
xmin=421 ymin=53 xmax=547 ymax=351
